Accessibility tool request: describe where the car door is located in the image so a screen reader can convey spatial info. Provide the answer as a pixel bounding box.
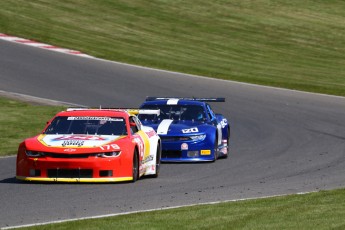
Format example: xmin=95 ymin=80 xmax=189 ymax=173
xmin=130 ymin=116 xmax=151 ymax=166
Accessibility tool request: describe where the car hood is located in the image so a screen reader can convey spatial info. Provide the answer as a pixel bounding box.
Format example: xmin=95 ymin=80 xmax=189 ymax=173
xmin=143 ymin=119 xmax=208 ymax=136
xmin=24 ymin=134 xmax=123 ymax=153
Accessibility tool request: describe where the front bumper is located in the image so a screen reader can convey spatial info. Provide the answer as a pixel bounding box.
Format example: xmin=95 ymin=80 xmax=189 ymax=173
xmin=160 ymin=140 xmax=215 ymax=162
xmin=16 ymin=176 xmax=132 ymax=183
xmin=16 ymin=155 xmax=132 ymax=183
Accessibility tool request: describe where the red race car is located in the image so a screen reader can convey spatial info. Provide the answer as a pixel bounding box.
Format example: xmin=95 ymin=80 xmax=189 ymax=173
xmin=16 ymin=108 xmax=161 ymax=183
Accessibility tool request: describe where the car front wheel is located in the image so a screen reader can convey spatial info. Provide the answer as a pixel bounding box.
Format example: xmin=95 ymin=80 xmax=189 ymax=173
xmin=132 ymin=150 xmax=139 ymax=182
xmin=213 ymin=135 xmax=218 ymax=162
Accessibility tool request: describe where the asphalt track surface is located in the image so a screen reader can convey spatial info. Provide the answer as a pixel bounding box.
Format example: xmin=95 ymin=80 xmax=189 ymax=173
xmin=1 ymin=40 xmax=345 ymax=228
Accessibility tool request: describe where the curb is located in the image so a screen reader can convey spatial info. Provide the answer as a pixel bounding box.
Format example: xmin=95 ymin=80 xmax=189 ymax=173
xmin=0 ymin=33 xmax=92 ymax=58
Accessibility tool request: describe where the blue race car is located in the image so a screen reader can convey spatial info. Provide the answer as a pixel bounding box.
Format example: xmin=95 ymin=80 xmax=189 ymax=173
xmin=138 ymin=97 xmax=230 ymax=162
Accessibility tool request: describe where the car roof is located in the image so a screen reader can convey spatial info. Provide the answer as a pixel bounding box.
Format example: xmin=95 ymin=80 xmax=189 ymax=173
xmin=54 ymin=109 xmax=130 ymax=118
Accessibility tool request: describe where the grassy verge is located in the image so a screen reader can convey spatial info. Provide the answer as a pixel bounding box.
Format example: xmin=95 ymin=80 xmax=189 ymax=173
xmin=0 ymin=97 xmax=64 ymax=156
xmin=1 ymin=1 xmax=345 ymax=96
xmin=18 ymin=188 xmax=345 ymax=230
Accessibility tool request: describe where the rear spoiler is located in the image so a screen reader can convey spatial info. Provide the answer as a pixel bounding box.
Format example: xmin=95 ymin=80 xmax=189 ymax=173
xmin=146 ymin=97 xmax=225 ymax=102
xmin=66 ymin=108 xmax=160 ymax=116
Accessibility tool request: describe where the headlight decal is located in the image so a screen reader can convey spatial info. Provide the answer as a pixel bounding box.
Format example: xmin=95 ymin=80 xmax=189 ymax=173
xmin=189 ymin=134 xmax=206 ymax=141
xmin=96 ymin=151 xmax=121 ymax=158
xmin=26 ymin=150 xmax=45 ymax=157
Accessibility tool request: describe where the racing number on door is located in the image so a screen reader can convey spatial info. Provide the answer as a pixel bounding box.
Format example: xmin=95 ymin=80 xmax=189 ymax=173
xmin=134 ymin=131 xmax=150 ymax=160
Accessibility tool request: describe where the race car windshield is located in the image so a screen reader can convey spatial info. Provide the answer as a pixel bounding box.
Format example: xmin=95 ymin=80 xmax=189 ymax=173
xmin=44 ymin=116 xmax=127 ymax=135
xmin=139 ymin=105 xmax=206 ymax=121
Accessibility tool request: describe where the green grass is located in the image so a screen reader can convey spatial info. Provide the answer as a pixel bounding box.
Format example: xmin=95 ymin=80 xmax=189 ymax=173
xmin=0 ymin=97 xmax=65 ymax=156
xmin=1 ymin=0 xmax=345 ymax=96
xmin=18 ymin=188 xmax=345 ymax=230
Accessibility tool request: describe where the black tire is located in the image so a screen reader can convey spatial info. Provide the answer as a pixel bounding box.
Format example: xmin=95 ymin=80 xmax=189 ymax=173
xmin=213 ymin=134 xmax=218 ymax=162
xmin=152 ymin=143 xmax=161 ymax=178
xmin=132 ymin=149 xmax=139 ymax=182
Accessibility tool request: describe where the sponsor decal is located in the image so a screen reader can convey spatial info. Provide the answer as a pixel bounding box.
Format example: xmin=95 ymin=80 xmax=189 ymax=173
xmin=181 ymin=143 xmax=188 ymax=150
xmin=145 ymin=130 xmax=157 ymax=138
xmin=53 ymin=135 xmax=106 ymax=141
xmin=182 ymin=127 xmax=199 ymax=133
xmin=142 ymin=155 xmax=153 ymax=164
xmin=67 ymin=117 xmax=123 ymax=121
xmin=62 ymin=140 xmax=84 ymax=147
xmin=39 ymin=134 xmax=120 ymax=148
xmin=200 ymin=150 xmax=211 ymax=155
xmin=220 ymin=119 xmax=228 ymax=128
xmin=64 ymin=148 xmax=77 ymax=152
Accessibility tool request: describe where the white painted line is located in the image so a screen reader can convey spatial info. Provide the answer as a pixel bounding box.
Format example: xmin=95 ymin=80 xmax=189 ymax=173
xmin=1 ymin=190 xmax=318 ymax=230
xmin=0 ymin=155 xmax=16 ymax=159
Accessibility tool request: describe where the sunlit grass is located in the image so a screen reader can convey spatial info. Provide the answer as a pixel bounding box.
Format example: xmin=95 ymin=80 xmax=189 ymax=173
xmin=0 ymin=97 xmax=64 ymax=156
xmin=20 ymin=189 xmax=345 ymax=229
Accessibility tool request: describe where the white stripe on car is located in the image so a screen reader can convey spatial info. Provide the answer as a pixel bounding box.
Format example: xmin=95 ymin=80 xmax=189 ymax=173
xmin=157 ymin=119 xmax=174 ymax=135
xmin=167 ymin=99 xmax=179 ymax=105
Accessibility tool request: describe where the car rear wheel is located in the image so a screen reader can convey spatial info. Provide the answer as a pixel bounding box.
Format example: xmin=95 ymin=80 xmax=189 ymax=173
xmin=226 ymin=127 xmax=230 ymax=155
xmin=132 ymin=150 xmax=139 ymax=182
